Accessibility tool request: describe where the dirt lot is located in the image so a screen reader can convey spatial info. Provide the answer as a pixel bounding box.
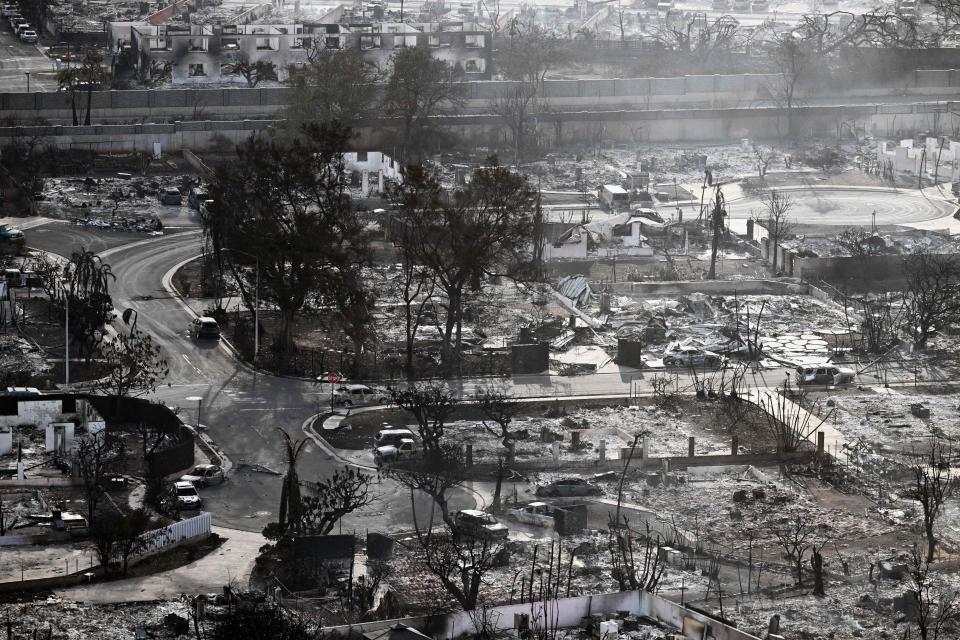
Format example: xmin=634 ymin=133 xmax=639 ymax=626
xmin=329 ymin=397 xmax=769 ymax=457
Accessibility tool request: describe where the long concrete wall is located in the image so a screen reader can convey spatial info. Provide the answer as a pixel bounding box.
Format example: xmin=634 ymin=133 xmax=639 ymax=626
xmin=0 ymin=101 xmax=950 ymax=152
xmin=3 ymin=68 xmax=959 ymax=125
xmin=606 ymin=278 xmax=813 ymax=297
xmin=323 ymin=589 xmax=762 ymax=640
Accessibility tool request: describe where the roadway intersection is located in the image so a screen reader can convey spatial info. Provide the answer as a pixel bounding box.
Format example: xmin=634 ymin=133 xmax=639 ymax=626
xmin=20 ymin=219 xmax=935 ymax=533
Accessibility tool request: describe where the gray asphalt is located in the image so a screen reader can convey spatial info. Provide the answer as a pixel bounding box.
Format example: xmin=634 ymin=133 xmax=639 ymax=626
xmin=24 ymin=222 xmax=920 ymax=531
xmin=728 ymin=188 xmax=957 ymax=225
xmin=28 ymin=226 xmax=479 ymax=533
xmin=0 ymin=18 xmax=54 ymax=93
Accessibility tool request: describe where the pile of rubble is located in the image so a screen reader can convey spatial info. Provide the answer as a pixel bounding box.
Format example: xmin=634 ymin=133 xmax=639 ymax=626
xmin=37 ymin=176 xmax=187 ymax=232
xmin=0 ymin=334 xmax=51 ymax=384
xmin=829 ymin=390 xmax=960 ymax=444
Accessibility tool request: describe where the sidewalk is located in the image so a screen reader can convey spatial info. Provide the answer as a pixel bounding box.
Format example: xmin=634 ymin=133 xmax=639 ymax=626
xmin=749 ymin=387 xmax=849 ymax=457
xmin=55 ymin=526 xmax=265 ymax=603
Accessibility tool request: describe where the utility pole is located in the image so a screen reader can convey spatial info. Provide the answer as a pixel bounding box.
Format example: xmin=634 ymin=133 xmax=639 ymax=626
xmin=254 ymin=255 xmax=259 ymax=361
xmin=707 ymin=185 xmax=726 ymax=280
xmin=64 ymin=289 xmax=69 ymax=385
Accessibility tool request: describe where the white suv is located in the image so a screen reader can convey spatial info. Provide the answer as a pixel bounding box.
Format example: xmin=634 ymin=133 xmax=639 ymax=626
xmin=174 ymin=481 xmax=203 ymax=510
xmin=333 ymin=384 xmax=391 ymax=407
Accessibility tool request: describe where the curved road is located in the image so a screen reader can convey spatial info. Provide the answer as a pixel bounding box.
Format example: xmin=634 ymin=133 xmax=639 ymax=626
xmin=728 ymin=188 xmax=957 ymax=226
xmin=28 ymin=204 xmax=918 ymax=530
xmin=29 ymin=226 xmax=484 ymax=532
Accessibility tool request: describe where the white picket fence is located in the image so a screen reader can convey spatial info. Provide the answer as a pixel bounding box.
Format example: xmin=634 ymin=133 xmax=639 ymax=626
xmin=138 ymin=511 xmax=212 ymax=557
xmin=109 ymin=511 xmax=212 ymax=564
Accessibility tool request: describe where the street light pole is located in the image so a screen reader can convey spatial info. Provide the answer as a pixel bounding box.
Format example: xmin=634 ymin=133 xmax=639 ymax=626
xmin=185 ymin=396 xmax=203 ymax=428
xmin=254 ymin=256 xmax=259 ymax=362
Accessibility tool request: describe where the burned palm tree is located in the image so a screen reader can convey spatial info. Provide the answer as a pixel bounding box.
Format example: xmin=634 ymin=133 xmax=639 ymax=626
xmin=277 ymin=429 xmax=309 ymax=535
xmin=61 ymin=248 xmax=116 ymax=363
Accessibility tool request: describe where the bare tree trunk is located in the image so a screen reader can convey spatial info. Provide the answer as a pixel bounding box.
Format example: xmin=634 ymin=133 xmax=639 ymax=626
xmin=84 ymin=85 xmax=93 ymax=126
xmin=811 ymin=548 xmax=824 ymax=596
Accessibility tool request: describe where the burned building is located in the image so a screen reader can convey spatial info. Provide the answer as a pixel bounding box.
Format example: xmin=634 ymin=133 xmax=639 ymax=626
xmin=126 ymin=19 xmax=492 ymax=84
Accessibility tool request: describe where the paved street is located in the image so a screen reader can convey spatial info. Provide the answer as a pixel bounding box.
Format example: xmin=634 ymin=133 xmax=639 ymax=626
xmin=26 ymin=226 xmax=482 ymax=533
xmin=729 ymin=187 xmax=958 ymax=226
xmin=0 ymin=20 xmax=55 ymax=92
xmin=21 ymin=216 xmax=943 ymax=533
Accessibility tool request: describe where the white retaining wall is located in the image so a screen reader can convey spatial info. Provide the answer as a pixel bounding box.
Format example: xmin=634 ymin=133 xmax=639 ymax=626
xmin=324 ymin=589 xmax=762 ymax=640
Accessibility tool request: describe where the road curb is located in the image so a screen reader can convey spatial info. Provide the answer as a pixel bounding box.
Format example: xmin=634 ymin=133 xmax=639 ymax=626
xmin=300 ymin=412 xmax=378 ymax=472
xmin=160 ymin=253 xmax=260 ymax=374
xmin=193 ymin=427 xmax=233 ymax=474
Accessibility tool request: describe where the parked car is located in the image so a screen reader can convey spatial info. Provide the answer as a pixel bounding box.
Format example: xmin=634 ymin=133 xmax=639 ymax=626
xmin=454 ymin=509 xmax=509 ymax=540
xmin=333 ymin=384 xmax=391 ymax=407
xmin=506 ymin=502 xmax=555 ymax=527
xmin=375 ymin=427 xmax=415 ymax=447
xmin=159 ymin=187 xmax=182 ymax=205
xmin=631 ymin=206 xmax=664 ymax=224
xmin=12 ymin=21 xmax=29 ymax=35
xmin=198 ymin=199 xmax=214 ymax=218
xmin=19 ymin=29 xmax=36 ymax=43
xmin=188 ymin=187 xmax=209 ymax=210
xmin=179 ymin=464 xmax=225 ymax=487
xmin=0 ymin=223 xmax=24 ymax=242
xmin=536 ymin=478 xmax=602 ymax=498
xmin=173 ymin=480 xmax=203 ymax=510
xmin=662 ymin=347 xmax=723 ymax=368
xmin=795 ymin=364 xmax=855 ymax=386
xmin=1 ymin=6 xmax=16 ymax=18
xmin=374 ymin=439 xmax=418 ymax=465
xmin=191 ymin=316 xmax=221 ymax=340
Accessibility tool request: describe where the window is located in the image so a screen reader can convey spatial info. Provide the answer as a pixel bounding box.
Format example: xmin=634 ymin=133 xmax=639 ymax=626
xmin=188 ymin=38 xmax=208 ymax=51
xmin=0 ymin=397 xmax=16 ymax=416
xmin=256 ymin=37 xmax=275 ymax=50
xmin=361 ymin=35 xmax=381 ymax=49
xmin=465 ymin=34 xmax=484 ymax=48
xmin=357 ymin=151 xmax=368 ymax=162
xmin=291 ymin=37 xmax=305 ymax=49
xmin=149 ymin=37 xmax=168 ymax=50
xmin=324 ymin=36 xmax=340 ymax=48
xmin=188 ymin=63 xmax=206 ymax=77
xmin=61 ymin=397 xmax=76 ymax=413
xmin=221 ymin=37 xmax=239 ymax=50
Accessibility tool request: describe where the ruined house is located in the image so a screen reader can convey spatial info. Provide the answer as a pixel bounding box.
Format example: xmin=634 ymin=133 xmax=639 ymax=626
xmin=543 ymin=222 xmax=590 ymax=260
xmin=126 ymin=19 xmax=493 ymax=84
